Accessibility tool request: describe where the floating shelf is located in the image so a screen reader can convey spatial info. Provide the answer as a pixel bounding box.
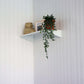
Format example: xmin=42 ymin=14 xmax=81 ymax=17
xmin=21 ymin=30 xmax=62 ymax=40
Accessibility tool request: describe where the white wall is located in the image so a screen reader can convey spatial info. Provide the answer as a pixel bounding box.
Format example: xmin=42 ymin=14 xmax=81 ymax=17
xmin=33 ymin=0 xmax=84 ymax=84
xmin=0 ymin=0 xmax=34 ymax=84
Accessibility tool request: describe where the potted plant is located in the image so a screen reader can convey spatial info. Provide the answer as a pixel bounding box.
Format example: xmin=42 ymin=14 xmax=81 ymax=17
xmin=41 ymin=15 xmax=56 ymax=59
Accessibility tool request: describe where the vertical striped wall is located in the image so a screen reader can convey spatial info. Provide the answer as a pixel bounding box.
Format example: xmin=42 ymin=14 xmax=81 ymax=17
xmin=33 ymin=0 xmax=84 ymax=84
xmin=0 ymin=0 xmax=34 ymax=84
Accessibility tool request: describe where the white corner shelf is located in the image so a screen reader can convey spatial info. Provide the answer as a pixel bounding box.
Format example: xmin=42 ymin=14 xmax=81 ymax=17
xmin=21 ymin=30 xmax=62 ymax=40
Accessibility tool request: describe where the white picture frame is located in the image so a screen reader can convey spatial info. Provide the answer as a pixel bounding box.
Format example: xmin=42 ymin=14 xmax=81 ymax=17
xmin=35 ymin=20 xmax=44 ymax=31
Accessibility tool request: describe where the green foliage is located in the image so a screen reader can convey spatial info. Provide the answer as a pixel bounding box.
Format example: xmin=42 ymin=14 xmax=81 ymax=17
xmin=41 ymin=15 xmax=56 ymax=59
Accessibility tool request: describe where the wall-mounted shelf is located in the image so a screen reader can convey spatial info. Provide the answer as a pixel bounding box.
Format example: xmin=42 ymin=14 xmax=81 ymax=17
xmin=21 ymin=30 xmax=62 ymax=40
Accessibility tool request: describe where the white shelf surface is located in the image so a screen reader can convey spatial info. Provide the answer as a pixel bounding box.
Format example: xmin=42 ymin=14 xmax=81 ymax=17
xmin=21 ymin=30 xmax=62 ymax=39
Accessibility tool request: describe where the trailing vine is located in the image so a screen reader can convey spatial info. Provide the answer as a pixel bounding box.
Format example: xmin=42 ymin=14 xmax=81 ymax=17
xmin=41 ymin=15 xmax=56 ymax=59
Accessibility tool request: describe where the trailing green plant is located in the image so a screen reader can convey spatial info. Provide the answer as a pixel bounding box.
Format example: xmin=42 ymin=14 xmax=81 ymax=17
xmin=41 ymin=15 xmax=56 ymax=59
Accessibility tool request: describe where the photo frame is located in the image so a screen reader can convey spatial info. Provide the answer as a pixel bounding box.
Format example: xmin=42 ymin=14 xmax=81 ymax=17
xmin=35 ymin=20 xmax=44 ymax=31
